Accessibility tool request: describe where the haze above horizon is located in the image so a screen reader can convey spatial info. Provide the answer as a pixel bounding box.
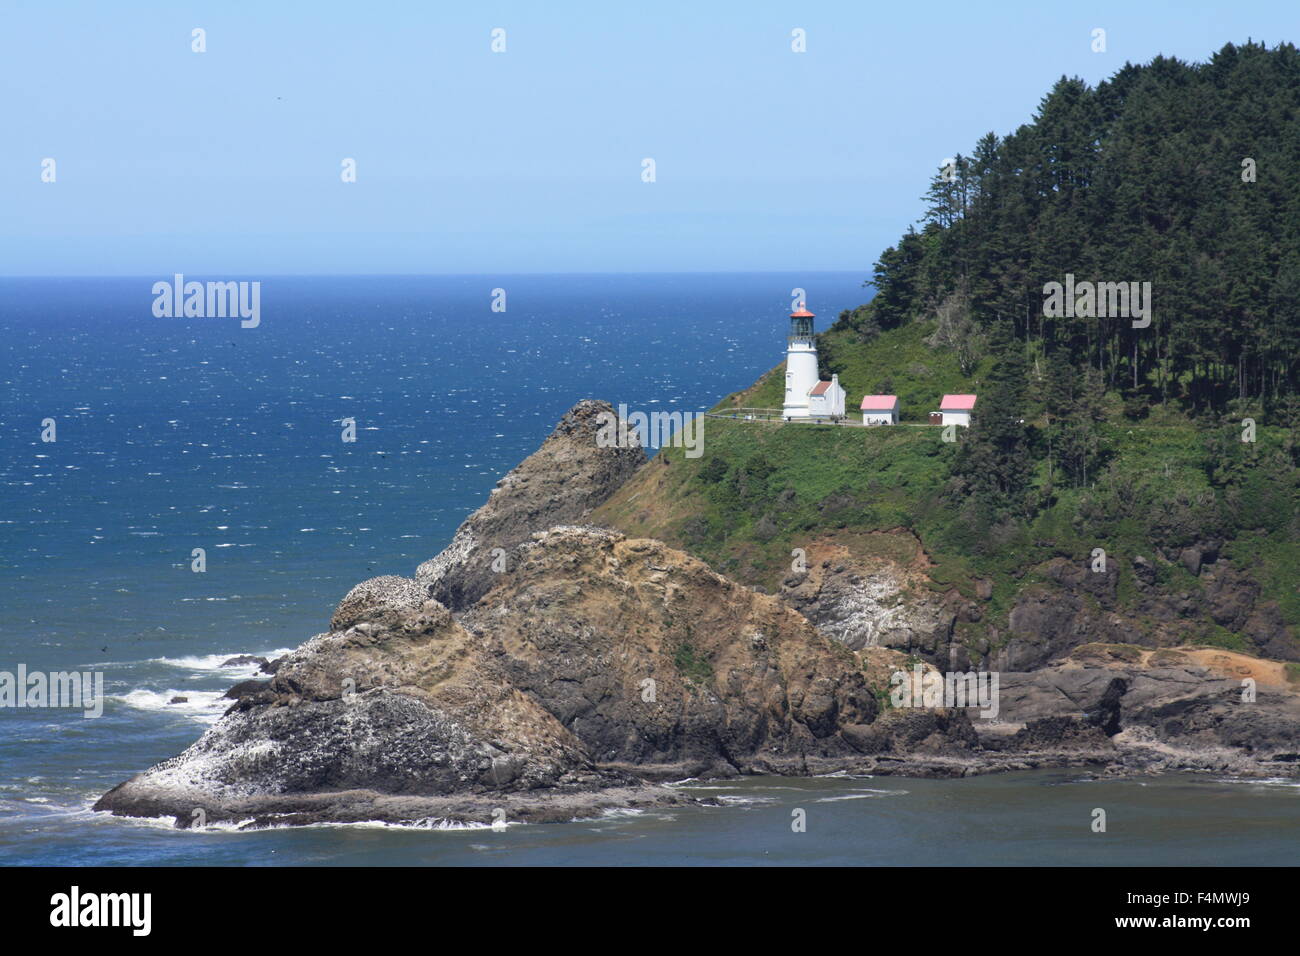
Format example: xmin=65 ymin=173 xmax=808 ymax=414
xmin=3 ymin=1 xmax=1295 ymax=276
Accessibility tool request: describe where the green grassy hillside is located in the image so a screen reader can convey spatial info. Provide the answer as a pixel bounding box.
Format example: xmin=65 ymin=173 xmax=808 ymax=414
xmin=597 ymin=330 xmax=1299 ymax=657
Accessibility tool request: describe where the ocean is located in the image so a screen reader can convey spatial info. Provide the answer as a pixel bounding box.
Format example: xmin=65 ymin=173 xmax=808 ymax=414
xmin=1 ymin=273 xmax=1296 ymax=866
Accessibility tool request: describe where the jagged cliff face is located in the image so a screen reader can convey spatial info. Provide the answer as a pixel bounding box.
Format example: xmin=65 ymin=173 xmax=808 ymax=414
xmin=774 ymin=540 xmax=1296 ymax=678
xmin=415 ymin=399 xmax=645 ymax=611
xmin=983 ymin=644 xmax=1300 ymax=775
xmin=463 ymin=527 xmax=877 ymax=778
xmin=999 ymin=554 xmax=1299 ymax=671
xmin=778 ymin=539 xmax=972 ymax=657
xmin=95 ymin=527 xmax=882 ymax=826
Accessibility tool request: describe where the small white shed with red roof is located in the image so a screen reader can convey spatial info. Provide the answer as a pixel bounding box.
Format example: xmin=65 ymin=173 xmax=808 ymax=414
xmin=940 ymin=393 xmax=977 ymax=427
xmin=860 ymin=395 xmax=899 ymax=425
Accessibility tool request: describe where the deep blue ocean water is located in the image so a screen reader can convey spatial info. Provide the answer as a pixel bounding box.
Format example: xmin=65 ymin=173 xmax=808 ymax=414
xmin=2 ymin=273 xmax=1297 ymax=866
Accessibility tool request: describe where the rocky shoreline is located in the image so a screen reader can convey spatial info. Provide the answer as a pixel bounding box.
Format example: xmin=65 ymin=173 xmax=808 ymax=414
xmin=94 ymin=400 xmax=1300 ymax=830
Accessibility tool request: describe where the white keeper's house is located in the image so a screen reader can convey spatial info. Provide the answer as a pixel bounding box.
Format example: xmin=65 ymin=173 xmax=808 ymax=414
xmin=808 ymin=376 xmax=846 ymax=418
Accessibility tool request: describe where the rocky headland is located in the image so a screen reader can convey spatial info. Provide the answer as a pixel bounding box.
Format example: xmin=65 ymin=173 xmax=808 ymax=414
xmin=96 ymin=399 xmax=1300 ymax=830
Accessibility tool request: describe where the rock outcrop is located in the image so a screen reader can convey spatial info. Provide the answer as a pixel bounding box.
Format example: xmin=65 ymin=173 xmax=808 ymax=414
xmin=330 ymin=575 xmax=427 ymax=632
xmin=778 ymin=539 xmax=968 ymax=656
xmin=415 ymin=400 xmax=645 ymax=611
xmin=96 ymin=591 xmax=653 ymax=827
xmin=791 ymin=546 xmax=1300 ymax=674
xmin=978 ymin=644 xmax=1300 ymax=775
xmin=999 ymin=554 xmax=1300 ymax=670
xmin=95 ymin=527 xmax=892 ymax=827
xmin=462 ymin=526 xmax=879 ymax=779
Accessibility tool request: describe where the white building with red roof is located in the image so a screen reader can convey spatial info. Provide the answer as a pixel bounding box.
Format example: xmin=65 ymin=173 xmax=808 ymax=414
xmin=807 ymin=374 xmax=846 ymax=419
xmin=781 ymin=301 xmax=846 ymax=420
xmin=783 ymin=302 xmax=820 ymax=419
xmin=860 ymin=394 xmax=899 ymax=425
xmin=939 ymin=393 xmax=977 ymax=427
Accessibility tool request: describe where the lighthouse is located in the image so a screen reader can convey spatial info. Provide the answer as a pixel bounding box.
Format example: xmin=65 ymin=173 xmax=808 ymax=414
xmin=782 ymin=302 xmax=820 ymax=419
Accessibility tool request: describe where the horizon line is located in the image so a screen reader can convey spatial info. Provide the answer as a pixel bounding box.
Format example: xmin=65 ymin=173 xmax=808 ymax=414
xmin=0 ymin=270 xmax=873 ymax=280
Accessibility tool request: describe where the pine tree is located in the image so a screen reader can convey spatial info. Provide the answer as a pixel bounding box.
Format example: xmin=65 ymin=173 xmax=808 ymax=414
xmin=955 ymin=322 xmax=1034 ymax=516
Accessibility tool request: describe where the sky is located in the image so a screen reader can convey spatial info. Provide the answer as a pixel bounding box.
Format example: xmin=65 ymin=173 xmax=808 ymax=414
xmin=1 ymin=0 xmax=1296 ymax=276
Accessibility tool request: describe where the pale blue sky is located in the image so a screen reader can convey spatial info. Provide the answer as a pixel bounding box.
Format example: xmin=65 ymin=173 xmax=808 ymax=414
xmin=2 ymin=0 xmax=1294 ymax=275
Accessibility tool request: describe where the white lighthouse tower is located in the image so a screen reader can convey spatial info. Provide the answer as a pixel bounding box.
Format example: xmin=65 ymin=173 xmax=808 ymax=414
xmin=782 ymin=302 xmax=820 ymax=420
